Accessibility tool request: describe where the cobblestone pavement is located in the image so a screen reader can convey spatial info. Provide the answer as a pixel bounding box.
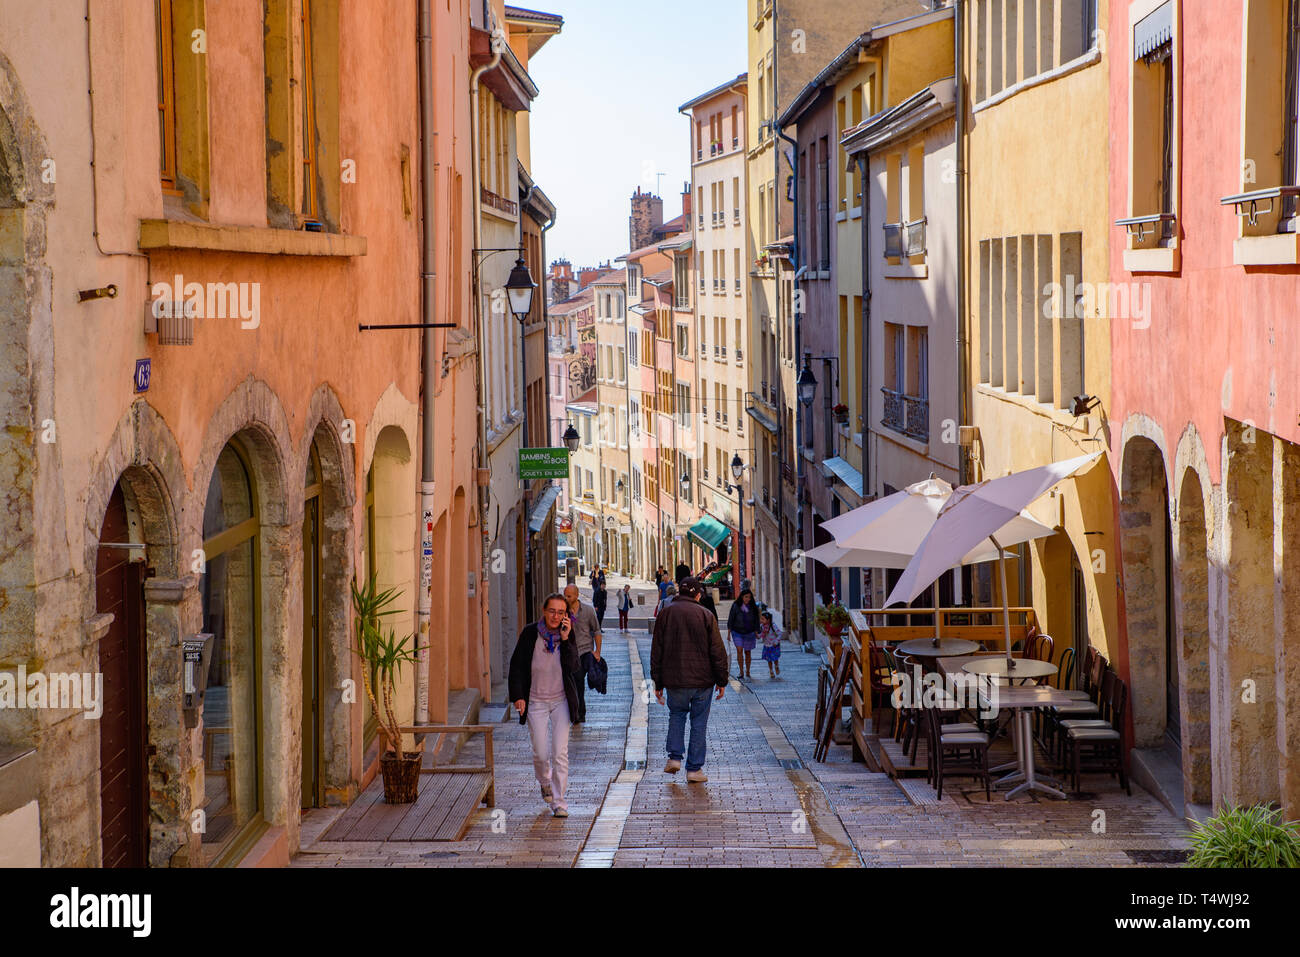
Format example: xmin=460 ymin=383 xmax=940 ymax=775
xmin=294 ymin=577 xmax=1190 ymax=867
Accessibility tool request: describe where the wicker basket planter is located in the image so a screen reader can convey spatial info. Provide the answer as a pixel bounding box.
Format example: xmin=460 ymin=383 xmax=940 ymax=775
xmin=380 ymin=751 xmax=421 ymax=804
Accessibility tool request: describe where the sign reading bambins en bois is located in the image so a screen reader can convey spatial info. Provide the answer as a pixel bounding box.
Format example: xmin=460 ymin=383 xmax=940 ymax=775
xmin=518 ymin=447 xmax=570 ymax=480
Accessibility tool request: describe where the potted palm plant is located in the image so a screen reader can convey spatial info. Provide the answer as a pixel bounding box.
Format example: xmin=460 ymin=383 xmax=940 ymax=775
xmin=352 ymin=575 xmax=425 ymax=804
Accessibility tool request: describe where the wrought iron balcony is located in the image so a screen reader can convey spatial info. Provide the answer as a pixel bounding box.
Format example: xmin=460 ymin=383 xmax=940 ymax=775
xmin=883 ymin=217 xmax=927 ymax=258
xmin=882 ymin=387 xmax=929 ymax=441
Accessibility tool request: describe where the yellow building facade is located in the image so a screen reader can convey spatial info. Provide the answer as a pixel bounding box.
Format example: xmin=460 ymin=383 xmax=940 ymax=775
xmin=961 ymin=0 xmax=1118 ymax=664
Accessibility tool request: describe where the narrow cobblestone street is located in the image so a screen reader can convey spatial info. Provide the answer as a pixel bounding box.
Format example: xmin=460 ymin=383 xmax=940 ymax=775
xmin=294 ymin=580 xmax=1190 ymax=868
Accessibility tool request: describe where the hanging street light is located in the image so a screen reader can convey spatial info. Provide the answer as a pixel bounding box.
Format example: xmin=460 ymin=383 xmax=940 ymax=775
xmin=506 ymin=256 xmax=537 ymax=321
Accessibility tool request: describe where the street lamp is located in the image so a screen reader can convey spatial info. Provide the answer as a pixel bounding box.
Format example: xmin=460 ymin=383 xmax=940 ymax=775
xmin=680 ymin=471 xmax=691 ymax=498
xmin=562 ymin=424 xmax=580 ymax=452
xmin=506 ymin=257 xmax=537 ymax=321
xmin=727 ymin=454 xmax=754 ymax=585
xmin=797 ymin=360 xmax=818 ymax=408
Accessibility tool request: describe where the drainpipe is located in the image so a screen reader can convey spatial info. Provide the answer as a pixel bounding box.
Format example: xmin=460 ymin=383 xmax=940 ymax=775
xmin=415 ymin=0 xmax=437 ymax=724
xmin=775 ymin=112 xmax=804 ymax=646
xmin=470 ymin=22 xmax=505 ymax=679
xmin=859 ymin=152 xmax=871 ymax=498
xmin=955 ymin=1 xmax=969 ymax=488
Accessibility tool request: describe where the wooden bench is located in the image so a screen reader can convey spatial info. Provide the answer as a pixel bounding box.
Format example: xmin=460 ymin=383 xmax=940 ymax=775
xmin=324 ymin=723 xmax=495 ymax=843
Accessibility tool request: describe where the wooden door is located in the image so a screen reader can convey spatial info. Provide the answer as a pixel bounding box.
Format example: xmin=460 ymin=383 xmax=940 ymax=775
xmin=96 ymin=484 xmax=148 ymax=867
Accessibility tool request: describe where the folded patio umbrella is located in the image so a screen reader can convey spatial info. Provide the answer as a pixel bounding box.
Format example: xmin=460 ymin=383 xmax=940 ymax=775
xmin=883 ymin=452 xmax=1103 ymax=668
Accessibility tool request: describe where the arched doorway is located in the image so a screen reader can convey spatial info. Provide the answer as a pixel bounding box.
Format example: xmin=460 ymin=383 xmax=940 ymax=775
xmin=1119 ymin=437 xmax=1174 ymax=749
xmin=1175 ymin=467 xmax=1212 ymax=804
xmin=95 ymin=483 xmax=148 ymax=868
xmin=200 ymin=440 xmax=263 ymax=862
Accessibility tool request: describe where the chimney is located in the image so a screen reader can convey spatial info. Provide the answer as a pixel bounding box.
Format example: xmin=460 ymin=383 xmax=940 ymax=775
xmin=681 ymin=181 xmax=692 ymax=219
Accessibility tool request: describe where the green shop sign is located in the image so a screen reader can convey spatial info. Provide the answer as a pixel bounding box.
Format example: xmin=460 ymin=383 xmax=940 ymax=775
xmin=518 ymin=447 xmax=570 ymax=480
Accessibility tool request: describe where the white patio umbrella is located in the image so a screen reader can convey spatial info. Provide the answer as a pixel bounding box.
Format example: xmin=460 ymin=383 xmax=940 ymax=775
xmin=883 ymin=452 xmax=1103 ymax=668
xmin=805 ymin=476 xmax=1055 ymax=644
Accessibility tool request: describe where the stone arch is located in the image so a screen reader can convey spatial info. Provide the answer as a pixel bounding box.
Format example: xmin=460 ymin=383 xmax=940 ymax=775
xmin=192 ymin=379 xmax=297 ymax=855
xmin=365 ymin=425 xmax=418 ymax=739
xmin=77 ymin=402 xmax=192 ymax=865
xmin=298 ymin=384 xmax=357 ymax=804
xmin=1222 ymin=418 xmax=1279 ymax=808
xmin=1118 ymin=432 xmax=1173 ymax=749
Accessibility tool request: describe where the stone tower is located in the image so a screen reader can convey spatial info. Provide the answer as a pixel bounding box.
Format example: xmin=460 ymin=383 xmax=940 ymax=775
xmin=629 ymin=187 xmax=663 ymax=252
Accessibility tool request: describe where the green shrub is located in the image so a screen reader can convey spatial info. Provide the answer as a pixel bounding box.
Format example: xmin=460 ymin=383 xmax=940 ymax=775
xmin=1185 ymin=804 xmax=1300 ymax=868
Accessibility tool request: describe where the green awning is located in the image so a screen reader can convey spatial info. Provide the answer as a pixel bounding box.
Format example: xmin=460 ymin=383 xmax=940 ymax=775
xmin=687 ymin=515 xmax=732 ymax=552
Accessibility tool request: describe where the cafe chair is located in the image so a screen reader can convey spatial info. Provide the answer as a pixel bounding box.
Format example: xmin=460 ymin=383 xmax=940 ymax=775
xmin=1063 ymin=674 xmax=1130 ymax=794
xmin=923 ymin=703 xmax=992 ymax=800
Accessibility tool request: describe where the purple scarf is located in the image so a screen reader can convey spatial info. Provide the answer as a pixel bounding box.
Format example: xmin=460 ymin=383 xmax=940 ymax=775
xmin=537 ymin=620 xmax=563 ymax=653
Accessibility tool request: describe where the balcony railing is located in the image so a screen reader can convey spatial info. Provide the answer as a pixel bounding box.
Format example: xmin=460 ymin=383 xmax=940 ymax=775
xmin=481 ymin=186 xmax=518 ymax=216
xmin=700 ymin=342 xmax=708 ymax=358
xmin=734 ymin=278 xmax=741 ymax=293
xmin=882 ymin=387 xmax=929 ymax=441
xmin=734 ymin=208 xmax=741 ymax=224
xmin=883 ymin=217 xmax=926 ymax=258
xmin=735 ymin=349 xmax=743 ymax=364
xmin=720 ymin=346 xmax=727 ymax=359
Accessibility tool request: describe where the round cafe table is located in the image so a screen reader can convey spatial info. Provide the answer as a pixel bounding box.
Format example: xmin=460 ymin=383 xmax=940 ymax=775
xmin=961 ymin=658 xmax=1058 ymax=680
xmin=896 ymin=638 xmax=982 ymax=658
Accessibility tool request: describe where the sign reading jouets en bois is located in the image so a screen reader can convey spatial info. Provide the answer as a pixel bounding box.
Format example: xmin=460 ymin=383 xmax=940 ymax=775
xmin=518 ymin=447 xmax=570 ymax=480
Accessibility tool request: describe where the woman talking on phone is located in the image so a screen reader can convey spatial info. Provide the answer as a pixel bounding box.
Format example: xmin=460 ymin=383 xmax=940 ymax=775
xmin=509 ymin=593 xmax=581 ymax=817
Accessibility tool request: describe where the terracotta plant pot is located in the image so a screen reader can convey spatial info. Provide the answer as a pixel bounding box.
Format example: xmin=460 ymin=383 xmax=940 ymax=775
xmin=380 ymin=750 xmax=421 ymax=804
xmin=824 ymin=624 xmax=844 ymax=638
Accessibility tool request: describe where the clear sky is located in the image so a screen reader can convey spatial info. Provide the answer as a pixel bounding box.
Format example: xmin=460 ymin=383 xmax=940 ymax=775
xmin=526 ymin=0 xmax=748 ymax=271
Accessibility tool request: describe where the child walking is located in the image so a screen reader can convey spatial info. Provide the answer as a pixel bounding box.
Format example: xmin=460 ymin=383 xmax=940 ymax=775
xmin=759 ymin=610 xmax=781 ymax=678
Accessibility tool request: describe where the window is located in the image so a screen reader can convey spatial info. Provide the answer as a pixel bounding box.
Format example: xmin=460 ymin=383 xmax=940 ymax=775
xmin=157 ymin=0 xmax=213 ymax=215
xmin=734 ymin=249 xmax=742 ymax=294
xmin=630 ymin=400 xmax=640 ymax=435
xmin=628 ymin=329 xmax=639 ymax=366
xmin=736 ymin=388 xmax=744 ymax=434
xmin=733 ymin=177 xmax=741 ymax=222
xmin=1122 ymin=0 xmax=1178 ymax=256
xmin=677 ymin=382 xmax=691 ymax=429
xmin=1229 ymin=0 xmax=1300 ymax=238
xmin=677 ymin=324 xmax=689 ymax=358
xmin=627 ymin=264 xmax=641 ymax=300
xmin=583 ymin=416 xmax=592 ymax=447
xmin=618 ymin=346 xmax=627 ymax=383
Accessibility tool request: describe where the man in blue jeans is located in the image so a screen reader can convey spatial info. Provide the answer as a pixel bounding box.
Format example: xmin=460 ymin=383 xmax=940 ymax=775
xmin=649 ymin=577 xmax=729 ymax=783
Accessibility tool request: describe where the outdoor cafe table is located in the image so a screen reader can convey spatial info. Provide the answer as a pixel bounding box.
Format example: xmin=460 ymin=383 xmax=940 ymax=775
xmin=961 ymin=657 xmax=1058 ymax=684
xmin=895 ymin=638 xmax=982 ymax=658
xmin=973 ymin=684 xmax=1078 ymax=800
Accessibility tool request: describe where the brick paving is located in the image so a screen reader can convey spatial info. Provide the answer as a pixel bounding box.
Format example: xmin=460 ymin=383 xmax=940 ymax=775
xmin=293 ymin=576 xmax=1190 ymax=867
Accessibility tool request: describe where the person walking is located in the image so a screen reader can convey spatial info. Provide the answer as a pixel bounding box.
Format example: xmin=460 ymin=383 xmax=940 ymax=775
xmin=650 ymin=577 xmax=728 ymax=783
xmin=675 ymin=561 xmax=691 ymax=584
xmin=509 ymin=593 xmax=580 ymax=817
xmin=726 ymin=587 xmax=760 ymax=680
xmin=699 ymin=586 xmax=717 ymax=621
xmin=563 ymin=583 xmax=601 ymax=724
xmin=617 ymin=583 xmax=632 ymax=631
xmin=591 ymin=566 xmax=608 ymax=627
xmin=759 ymin=610 xmax=782 ymax=678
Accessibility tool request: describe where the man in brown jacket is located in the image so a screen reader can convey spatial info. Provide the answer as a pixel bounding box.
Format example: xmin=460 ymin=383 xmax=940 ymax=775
xmin=649 ymin=577 xmax=729 ymax=782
